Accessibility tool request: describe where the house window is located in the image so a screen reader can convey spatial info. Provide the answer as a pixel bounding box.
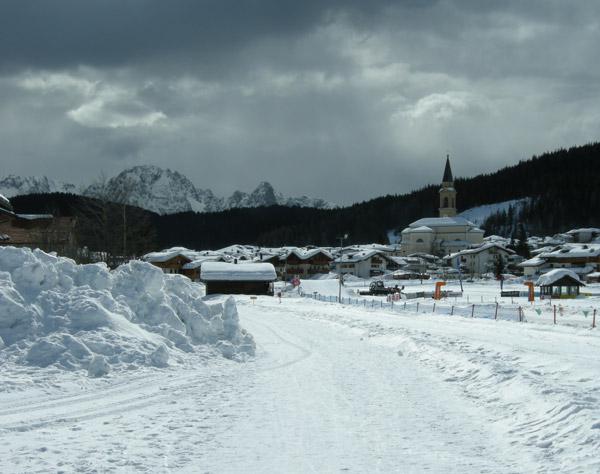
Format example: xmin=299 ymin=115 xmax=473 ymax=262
xmin=416 ymin=238 xmax=424 ymax=243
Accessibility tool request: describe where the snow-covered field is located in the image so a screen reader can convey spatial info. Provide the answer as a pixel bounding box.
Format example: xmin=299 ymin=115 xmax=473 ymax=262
xmin=1 ymin=266 xmax=599 ymax=472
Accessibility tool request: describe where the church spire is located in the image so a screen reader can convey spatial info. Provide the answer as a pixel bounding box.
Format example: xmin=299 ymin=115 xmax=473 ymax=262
xmin=442 ymin=154 xmax=453 ymax=183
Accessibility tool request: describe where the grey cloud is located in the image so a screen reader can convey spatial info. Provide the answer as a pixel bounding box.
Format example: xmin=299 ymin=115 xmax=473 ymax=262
xmin=1 ymin=1 xmax=599 ymax=205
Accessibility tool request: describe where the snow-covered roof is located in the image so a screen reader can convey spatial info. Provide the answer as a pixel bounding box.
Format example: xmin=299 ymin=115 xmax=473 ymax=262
xmin=333 ymin=249 xmax=384 ymax=263
xmin=535 ymin=269 xmax=584 ymax=287
xmin=200 ymin=262 xmax=277 ymax=282
xmin=15 ymin=213 xmax=53 ymax=220
xmin=144 ymin=247 xmax=195 ymax=263
xmin=519 ymin=257 xmax=547 ymax=267
xmin=402 ymin=225 xmax=433 ymax=234
xmin=566 ymin=228 xmax=600 ymax=235
xmin=181 ymin=256 xmax=223 ymax=269
xmin=285 ymin=248 xmax=333 ymax=261
xmin=409 ymin=216 xmax=478 ymax=229
xmin=445 ymin=243 xmax=515 ymax=259
xmin=0 ymin=193 xmax=14 ymax=214
xmin=541 ymin=244 xmax=600 ymax=259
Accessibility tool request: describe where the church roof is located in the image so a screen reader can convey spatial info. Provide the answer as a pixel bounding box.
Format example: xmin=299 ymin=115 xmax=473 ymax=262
xmin=409 ymin=216 xmax=477 ymax=228
xmin=442 ymin=155 xmax=453 ymax=182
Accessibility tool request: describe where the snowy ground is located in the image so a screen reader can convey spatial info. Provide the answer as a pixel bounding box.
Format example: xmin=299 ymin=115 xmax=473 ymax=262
xmin=1 ymin=285 xmax=599 ymax=473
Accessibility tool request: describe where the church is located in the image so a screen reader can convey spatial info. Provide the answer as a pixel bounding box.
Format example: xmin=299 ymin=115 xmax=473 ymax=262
xmin=400 ymin=156 xmax=484 ymax=257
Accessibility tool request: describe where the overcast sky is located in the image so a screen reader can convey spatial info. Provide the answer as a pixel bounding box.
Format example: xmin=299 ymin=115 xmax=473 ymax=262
xmin=1 ymin=1 xmax=599 ymax=204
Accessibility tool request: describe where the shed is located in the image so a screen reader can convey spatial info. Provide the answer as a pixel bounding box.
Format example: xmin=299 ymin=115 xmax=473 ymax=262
xmin=201 ymin=262 xmax=277 ymax=295
xmin=536 ymin=269 xmax=585 ymax=299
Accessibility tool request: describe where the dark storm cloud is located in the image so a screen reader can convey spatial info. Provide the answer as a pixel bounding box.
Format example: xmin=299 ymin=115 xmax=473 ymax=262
xmin=1 ymin=0 xmax=600 ymax=204
xmin=0 ymin=0 xmax=399 ymax=72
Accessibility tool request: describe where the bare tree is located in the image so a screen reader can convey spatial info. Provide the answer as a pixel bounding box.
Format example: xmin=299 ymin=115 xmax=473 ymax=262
xmin=76 ymin=174 xmax=150 ymax=266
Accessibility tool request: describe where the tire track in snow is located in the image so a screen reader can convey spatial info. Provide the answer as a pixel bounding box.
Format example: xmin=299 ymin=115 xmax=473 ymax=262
xmin=0 ymin=368 xmax=232 ymax=433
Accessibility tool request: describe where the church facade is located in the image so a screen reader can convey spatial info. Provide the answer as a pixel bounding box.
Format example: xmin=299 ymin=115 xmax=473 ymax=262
xmin=400 ymin=156 xmax=484 ymax=257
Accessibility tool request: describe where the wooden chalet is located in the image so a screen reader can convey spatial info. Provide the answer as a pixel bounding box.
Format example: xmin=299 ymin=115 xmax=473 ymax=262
xmin=0 ymin=213 xmax=77 ymax=254
xmin=281 ymin=249 xmax=333 ymax=277
xmin=143 ymin=248 xmax=224 ymax=282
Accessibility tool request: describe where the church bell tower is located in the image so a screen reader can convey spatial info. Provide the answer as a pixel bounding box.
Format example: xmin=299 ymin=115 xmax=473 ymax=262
xmin=439 ymin=155 xmax=457 ymax=217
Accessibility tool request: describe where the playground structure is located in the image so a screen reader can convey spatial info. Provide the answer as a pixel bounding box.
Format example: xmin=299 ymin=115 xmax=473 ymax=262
xmin=434 ymin=281 xmax=446 ymax=300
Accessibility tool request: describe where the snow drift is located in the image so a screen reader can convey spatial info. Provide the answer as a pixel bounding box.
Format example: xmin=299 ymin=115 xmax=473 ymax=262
xmin=0 ymin=246 xmax=255 ymax=376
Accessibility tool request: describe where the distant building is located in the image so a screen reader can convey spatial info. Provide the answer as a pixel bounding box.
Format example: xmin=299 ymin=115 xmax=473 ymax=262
xmin=201 ymin=262 xmax=276 ymax=295
xmin=445 ymin=243 xmax=515 ymax=277
xmin=333 ymin=250 xmax=393 ymax=279
xmin=143 ymin=247 xmax=223 ymax=281
xmin=400 ymin=157 xmax=484 ymax=256
xmin=519 ymin=243 xmax=600 ymax=278
xmin=0 ymin=193 xmax=77 ymax=254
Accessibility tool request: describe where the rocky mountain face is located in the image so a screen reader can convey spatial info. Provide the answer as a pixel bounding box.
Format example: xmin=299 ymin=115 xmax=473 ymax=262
xmin=0 ymin=166 xmax=333 ymax=215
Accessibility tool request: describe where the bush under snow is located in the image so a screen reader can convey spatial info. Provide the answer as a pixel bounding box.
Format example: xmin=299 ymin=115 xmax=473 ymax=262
xmin=0 ymin=246 xmax=255 ymax=376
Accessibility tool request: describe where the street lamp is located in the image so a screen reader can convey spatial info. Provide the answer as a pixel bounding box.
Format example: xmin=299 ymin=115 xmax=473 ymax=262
xmin=338 ymin=233 xmax=349 ymax=303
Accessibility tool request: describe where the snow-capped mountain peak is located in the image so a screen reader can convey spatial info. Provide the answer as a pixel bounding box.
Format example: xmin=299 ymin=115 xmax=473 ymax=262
xmin=1 ymin=167 xmax=333 ymax=215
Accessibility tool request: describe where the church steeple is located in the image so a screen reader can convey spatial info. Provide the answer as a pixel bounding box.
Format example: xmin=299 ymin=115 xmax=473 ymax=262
xmin=442 ymin=154 xmax=453 ymax=183
xmin=439 ymin=154 xmax=457 ymax=217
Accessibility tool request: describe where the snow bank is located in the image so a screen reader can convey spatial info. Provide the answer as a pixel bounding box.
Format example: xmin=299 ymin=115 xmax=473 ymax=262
xmin=0 ymin=247 xmax=255 ymax=376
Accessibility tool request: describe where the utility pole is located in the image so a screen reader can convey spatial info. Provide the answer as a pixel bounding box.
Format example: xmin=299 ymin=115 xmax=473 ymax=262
xmin=338 ymin=233 xmax=349 ymax=303
xmin=457 ymin=256 xmax=464 ymax=293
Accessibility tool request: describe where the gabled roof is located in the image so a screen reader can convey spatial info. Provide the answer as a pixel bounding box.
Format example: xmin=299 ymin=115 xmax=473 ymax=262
xmin=144 ymin=247 xmax=195 ymax=263
xmin=536 ymin=269 xmax=584 ymax=287
xmin=284 ymin=248 xmax=333 ymax=261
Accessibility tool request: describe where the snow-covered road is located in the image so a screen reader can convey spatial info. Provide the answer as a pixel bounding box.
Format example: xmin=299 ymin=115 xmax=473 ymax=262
xmin=1 ymin=296 xmax=598 ymax=473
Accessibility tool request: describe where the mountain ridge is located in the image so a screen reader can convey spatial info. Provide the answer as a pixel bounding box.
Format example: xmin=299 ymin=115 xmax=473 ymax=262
xmin=0 ymin=165 xmax=334 ymax=215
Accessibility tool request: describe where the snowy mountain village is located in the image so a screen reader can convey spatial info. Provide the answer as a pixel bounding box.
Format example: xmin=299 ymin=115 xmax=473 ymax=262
xmin=1 ymin=158 xmax=599 ymax=472
xmin=126 ymin=157 xmax=600 ymax=302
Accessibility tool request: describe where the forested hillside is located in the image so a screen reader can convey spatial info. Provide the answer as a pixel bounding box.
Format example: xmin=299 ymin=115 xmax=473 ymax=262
xmin=10 ymin=142 xmax=600 ymax=251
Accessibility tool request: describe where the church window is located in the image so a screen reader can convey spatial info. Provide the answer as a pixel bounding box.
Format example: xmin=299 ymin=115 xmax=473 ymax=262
xmin=416 ymin=238 xmax=424 ymax=243
xmin=443 ymin=197 xmax=449 ymax=208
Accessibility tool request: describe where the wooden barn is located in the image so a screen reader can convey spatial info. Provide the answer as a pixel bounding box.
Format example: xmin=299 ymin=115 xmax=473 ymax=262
xmin=0 ymin=209 xmax=77 ymax=255
xmin=536 ymin=269 xmax=585 ymax=299
xmin=201 ymin=262 xmax=277 ymax=296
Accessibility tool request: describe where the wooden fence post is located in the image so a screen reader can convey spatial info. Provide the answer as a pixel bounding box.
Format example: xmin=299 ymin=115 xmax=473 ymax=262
xmin=553 ymin=305 xmax=556 ymax=325
xmin=593 ymin=309 xmax=596 ymax=329
xmin=416 ymin=302 xmax=420 ymax=313
xmin=471 ymin=304 xmax=475 ymax=318
xmin=494 ymin=302 xmax=499 ymax=320
xmin=433 ymin=303 xmax=436 ymax=313
xmin=450 ymin=305 xmax=454 ymax=316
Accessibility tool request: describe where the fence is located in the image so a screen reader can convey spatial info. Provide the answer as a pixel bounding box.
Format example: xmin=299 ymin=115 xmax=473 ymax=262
xmin=299 ymin=291 xmax=598 ymax=329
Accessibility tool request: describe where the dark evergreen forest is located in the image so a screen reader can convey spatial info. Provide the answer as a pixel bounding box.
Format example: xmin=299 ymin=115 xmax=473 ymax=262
xmin=11 ymin=142 xmax=600 ymax=251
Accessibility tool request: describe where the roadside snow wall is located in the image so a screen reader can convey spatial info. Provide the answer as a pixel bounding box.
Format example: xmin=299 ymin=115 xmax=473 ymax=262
xmin=0 ymin=246 xmax=255 ymax=376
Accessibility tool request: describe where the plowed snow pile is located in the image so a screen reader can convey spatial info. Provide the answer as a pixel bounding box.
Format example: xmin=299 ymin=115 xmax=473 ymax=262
xmin=0 ymin=246 xmax=254 ymax=377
